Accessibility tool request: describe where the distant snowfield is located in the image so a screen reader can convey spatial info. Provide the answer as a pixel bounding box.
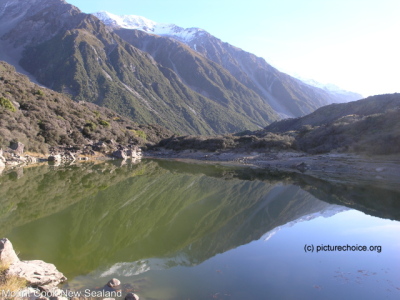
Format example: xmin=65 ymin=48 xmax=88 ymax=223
xmin=93 ymin=11 xmax=206 ymax=43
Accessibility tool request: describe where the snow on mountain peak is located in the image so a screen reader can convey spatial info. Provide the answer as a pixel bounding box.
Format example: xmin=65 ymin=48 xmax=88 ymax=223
xmin=93 ymin=11 xmax=206 ymax=43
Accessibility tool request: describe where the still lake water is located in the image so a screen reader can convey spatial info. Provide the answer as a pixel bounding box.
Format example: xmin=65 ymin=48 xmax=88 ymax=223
xmin=0 ymin=159 xmax=399 ymax=299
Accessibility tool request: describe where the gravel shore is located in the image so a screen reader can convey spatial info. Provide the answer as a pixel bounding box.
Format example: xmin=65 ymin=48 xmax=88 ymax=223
xmin=145 ymin=149 xmax=400 ymax=190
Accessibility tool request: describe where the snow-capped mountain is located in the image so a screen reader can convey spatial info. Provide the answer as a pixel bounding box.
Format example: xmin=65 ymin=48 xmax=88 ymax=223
xmin=295 ymin=77 xmax=363 ymax=103
xmin=93 ymin=11 xmax=205 ymax=43
xmin=93 ymin=11 xmax=354 ymax=118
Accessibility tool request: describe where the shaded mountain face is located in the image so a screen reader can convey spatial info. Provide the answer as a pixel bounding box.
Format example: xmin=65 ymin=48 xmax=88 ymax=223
xmin=94 ymin=12 xmax=360 ymax=118
xmin=0 ymin=0 xmax=281 ymax=135
xmin=262 ymin=93 xmax=400 ymax=154
xmin=155 ymin=93 xmax=400 ymax=155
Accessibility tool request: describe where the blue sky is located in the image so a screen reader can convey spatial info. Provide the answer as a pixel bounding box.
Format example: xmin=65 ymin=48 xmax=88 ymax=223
xmin=67 ymin=0 xmax=400 ymax=97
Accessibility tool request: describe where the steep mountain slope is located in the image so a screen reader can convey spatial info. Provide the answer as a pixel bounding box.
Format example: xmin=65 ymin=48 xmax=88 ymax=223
xmin=114 ymin=29 xmax=276 ymax=127
xmin=0 ymin=0 xmax=279 ymax=135
xmin=94 ymin=12 xmax=357 ymax=118
xmin=0 ymin=61 xmax=171 ymax=152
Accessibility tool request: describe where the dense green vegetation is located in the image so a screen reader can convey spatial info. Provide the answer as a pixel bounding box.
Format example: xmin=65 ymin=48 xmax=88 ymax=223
xmin=0 ymin=61 xmax=171 ymax=153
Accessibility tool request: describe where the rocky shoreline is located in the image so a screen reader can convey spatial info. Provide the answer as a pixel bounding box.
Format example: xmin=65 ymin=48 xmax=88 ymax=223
xmin=0 ymin=141 xmax=400 ymax=189
xmin=1 ymin=140 xmax=399 ymax=190
xmin=0 ymin=141 xmax=142 ymax=174
xmin=0 ymin=239 xmax=139 ymax=300
xmin=145 ymin=149 xmax=400 ymax=190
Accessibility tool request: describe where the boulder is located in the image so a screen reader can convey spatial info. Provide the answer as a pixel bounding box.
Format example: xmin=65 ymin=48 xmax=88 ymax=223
xmin=294 ymin=162 xmax=308 ymax=173
xmin=25 ymin=156 xmax=38 ymax=164
xmin=0 ymin=238 xmax=20 ymax=266
xmin=107 ymin=278 xmax=121 ymax=288
xmin=92 ymin=141 xmax=108 ymax=152
xmin=10 ymin=141 xmax=24 ymax=156
xmin=0 ymin=149 xmax=7 ymax=165
xmin=112 ymin=150 xmax=127 ymax=160
xmin=63 ymin=152 xmax=76 ymax=161
xmin=48 ymin=155 xmax=62 ymax=162
xmin=8 ymin=260 xmax=67 ymax=289
xmin=126 ymin=149 xmax=135 ymax=158
xmin=125 ymin=293 xmax=139 ymax=300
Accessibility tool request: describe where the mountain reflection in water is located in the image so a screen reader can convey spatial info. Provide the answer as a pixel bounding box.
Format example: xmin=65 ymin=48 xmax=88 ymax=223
xmin=0 ymin=159 xmax=399 ymax=297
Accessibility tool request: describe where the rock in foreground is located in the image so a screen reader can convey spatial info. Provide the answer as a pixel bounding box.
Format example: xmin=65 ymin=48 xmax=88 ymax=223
xmin=8 ymin=260 xmax=67 ymax=289
xmin=1 ymin=238 xmax=67 ymax=290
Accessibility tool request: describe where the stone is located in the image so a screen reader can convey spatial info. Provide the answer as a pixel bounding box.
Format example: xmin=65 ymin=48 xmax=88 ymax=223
xmin=126 ymin=149 xmax=135 ymax=158
xmin=64 ymin=152 xmax=76 ymax=161
xmin=125 ymin=293 xmax=139 ymax=300
xmin=10 ymin=141 xmax=25 ymax=156
xmin=0 ymin=238 xmax=20 ymax=266
xmin=126 ymin=147 xmax=142 ymax=159
xmin=112 ymin=150 xmax=127 ymax=160
xmin=375 ymin=167 xmax=385 ymax=172
xmin=295 ymin=162 xmax=308 ymax=172
xmin=48 ymin=155 xmax=62 ymax=162
xmin=8 ymin=260 xmax=67 ymax=289
xmin=92 ymin=141 xmax=108 ymax=152
xmin=107 ymin=278 xmax=121 ymax=288
xmin=26 ymin=156 xmax=38 ymax=164
xmin=39 ymin=286 xmax=63 ymax=296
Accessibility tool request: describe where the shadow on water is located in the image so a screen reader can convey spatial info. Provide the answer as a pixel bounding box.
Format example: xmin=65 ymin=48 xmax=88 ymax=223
xmin=0 ymin=159 xmax=399 ymax=279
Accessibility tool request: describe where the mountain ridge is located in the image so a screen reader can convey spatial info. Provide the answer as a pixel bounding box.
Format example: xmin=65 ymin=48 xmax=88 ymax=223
xmin=0 ymin=0 xmax=366 ymax=137
xmin=1 ymin=0 xmax=280 ymax=135
xmin=95 ymin=11 xmax=362 ymax=117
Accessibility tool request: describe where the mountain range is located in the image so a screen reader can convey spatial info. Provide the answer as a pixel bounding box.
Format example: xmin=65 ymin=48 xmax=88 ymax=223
xmin=0 ymin=0 xmax=362 ymax=136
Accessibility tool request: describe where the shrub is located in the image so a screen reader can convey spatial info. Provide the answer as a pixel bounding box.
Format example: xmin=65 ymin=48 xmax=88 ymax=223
xmin=133 ymin=130 xmax=147 ymax=140
xmin=0 ymin=97 xmax=16 ymax=112
xmin=99 ymin=119 xmax=110 ymax=127
xmin=84 ymin=121 xmax=97 ymax=131
xmin=34 ymin=89 xmax=45 ymax=96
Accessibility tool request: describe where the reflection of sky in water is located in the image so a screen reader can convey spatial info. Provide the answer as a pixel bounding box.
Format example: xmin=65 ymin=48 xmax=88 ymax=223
xmin=74 ymin=209 xmax=400 ymax=300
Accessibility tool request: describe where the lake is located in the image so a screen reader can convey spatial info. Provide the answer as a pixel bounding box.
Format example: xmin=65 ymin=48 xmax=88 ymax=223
xmin=0 ymin=159 xmax=399 ymax=300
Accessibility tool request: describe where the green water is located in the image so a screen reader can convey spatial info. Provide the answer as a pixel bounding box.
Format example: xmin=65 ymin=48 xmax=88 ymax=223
xmin=0 ymin=159 xmax=399 ymax=299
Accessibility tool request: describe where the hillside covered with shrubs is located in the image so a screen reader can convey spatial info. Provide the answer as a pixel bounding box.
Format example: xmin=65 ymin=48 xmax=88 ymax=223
xmin=1 ymin=60 xmax=398 ymax=157
xmin=0 ymin=62 xmax=171 ymax=153
xmin=156 ymin=94 xmax=400 ymax=155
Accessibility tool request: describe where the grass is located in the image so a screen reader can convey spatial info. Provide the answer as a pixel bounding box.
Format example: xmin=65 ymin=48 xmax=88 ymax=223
xmin=0 ymin=263 xmax=28 ymax=297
